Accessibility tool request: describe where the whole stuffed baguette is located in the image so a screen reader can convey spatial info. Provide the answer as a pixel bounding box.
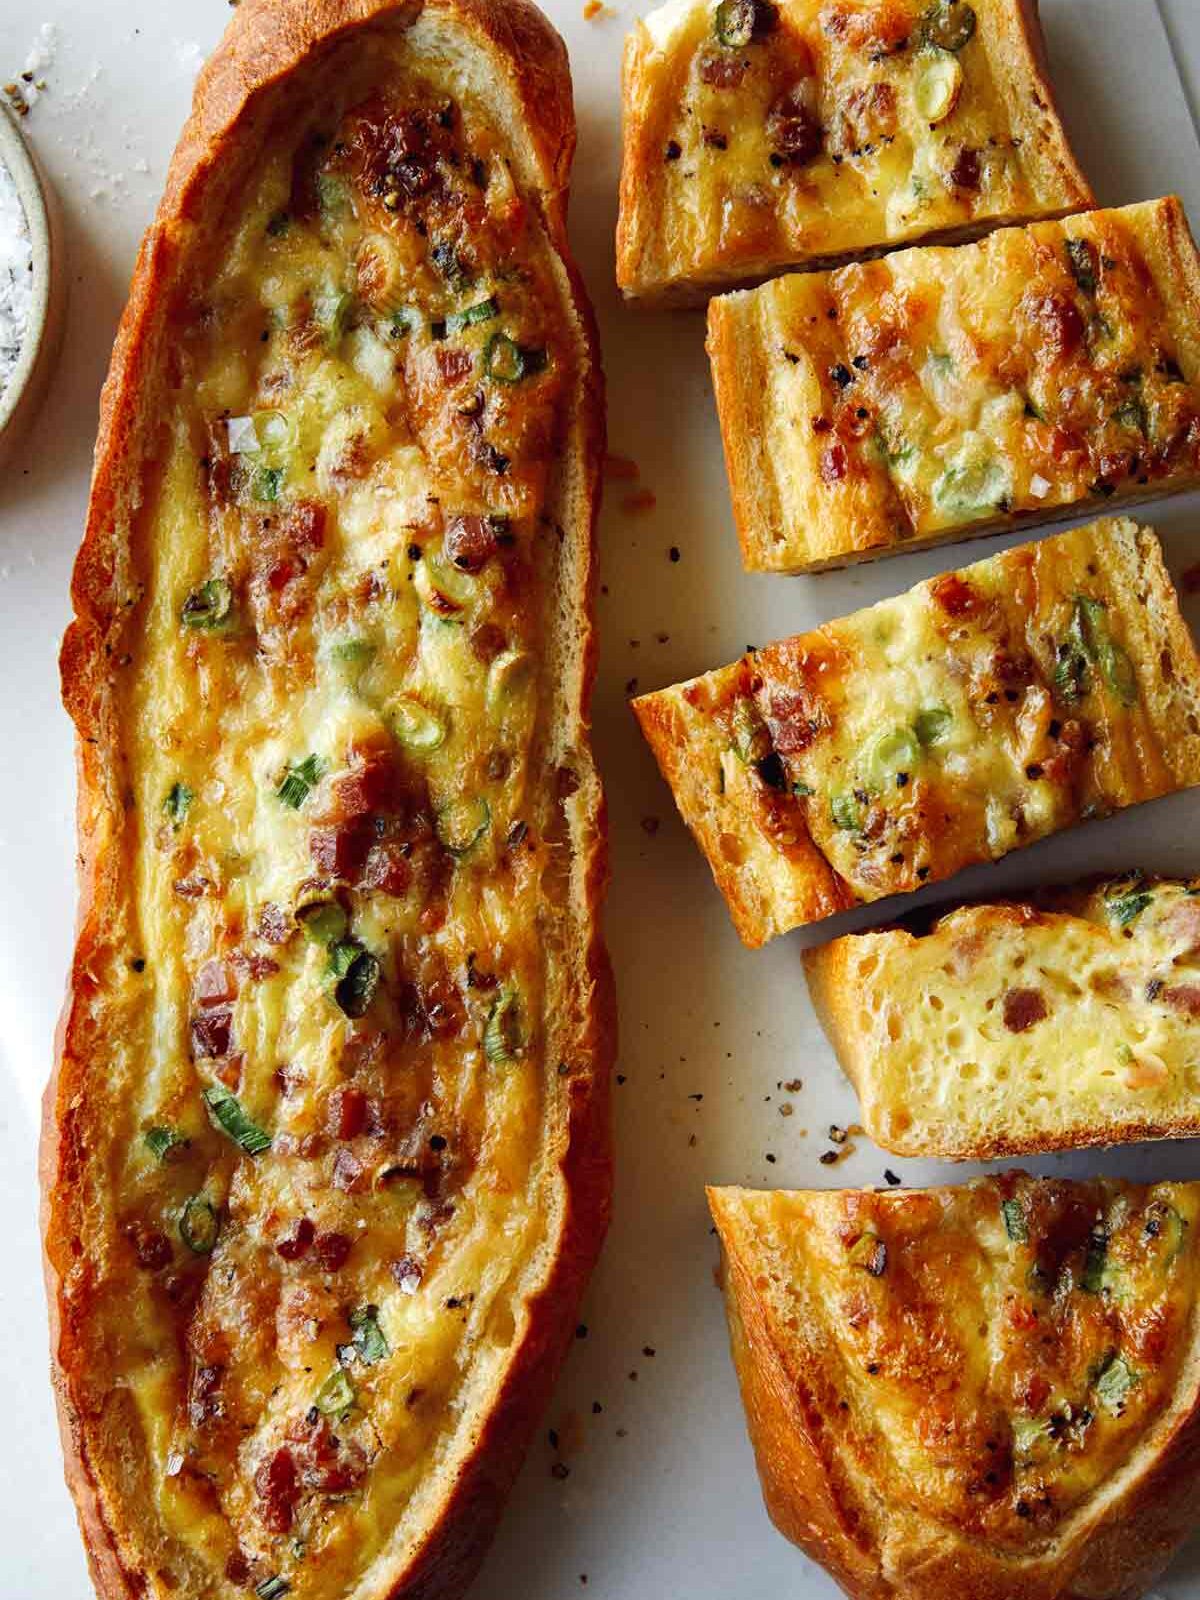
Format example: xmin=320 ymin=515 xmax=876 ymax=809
xmin=708 ymin=1176 xmax=1200 ymax=1600
xmin=45 ymin=4 xmax=613 ymax=1599
xmin=805 ymin=874 xmax=1200 ymax=1159
xmin=617 ymin=0 xmax=1092 ymax=304
xmin=632 ymin=517 xmax=1200 ymax=947
xmin=708 ymin=196 xmax=1200 ymax=571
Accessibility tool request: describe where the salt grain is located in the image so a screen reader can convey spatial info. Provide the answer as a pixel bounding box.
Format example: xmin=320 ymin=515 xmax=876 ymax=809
xmin=0 ymin=154 xmax=33 ymax=402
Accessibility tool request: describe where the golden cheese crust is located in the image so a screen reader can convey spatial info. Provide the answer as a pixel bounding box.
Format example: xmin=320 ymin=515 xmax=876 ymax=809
xmin=805 ymin=874 xmax=1200 ymax=1159
xmin=632 ymin=518 xmax=1200 ymax=946
xmin=708 ymin=196 xmax=1200 ymax=571
xmin=617 ymin=0 xmax=1092 ymax=304
xmin=709 ymin=1177 xmax=1200 ymax=1600
xmin=45 ymin=4 xmax=613 ymax=1600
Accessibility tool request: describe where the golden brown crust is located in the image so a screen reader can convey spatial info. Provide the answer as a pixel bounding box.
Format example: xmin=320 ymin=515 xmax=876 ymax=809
xmin=711 ymin=198 xmax=1200 ymax=572
xmin=616 ymin=0 xmax=1093 ymax=305
xmin=634 ymin=519 xmax=1200 ymax=946
xmin=709 ymin=1181 xmax=1200 ymax=1600
xmin=45 ymin=3 xmax=613 ymax=1598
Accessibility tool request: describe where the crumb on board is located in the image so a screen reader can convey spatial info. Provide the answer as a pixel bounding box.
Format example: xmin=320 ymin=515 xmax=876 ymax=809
xmin=622 ymin=488 xmax=657 ymax=514
xmin=583 ymin=0 xmax=615 ymax=18
xmin=604 ymin=452 xmax=639 ymax=479
xmin=1183 ymin=562 xmax=1200 ymax=594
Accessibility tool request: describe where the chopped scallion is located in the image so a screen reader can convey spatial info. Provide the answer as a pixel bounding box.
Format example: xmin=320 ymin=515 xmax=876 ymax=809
xmin=181 ymin=575 xmax=234 ymax=632
xmin=180 ymin=1193 xmax=220 ymax=1255
xmin=277 ymin=754 xmax=325 ymax=810
xmin=163 ymin=783 xmax=194 ymax=828
xmin=315 ymin=1367 xmax=355 ymax=1419
xmin=144 ymin=1125 xmax=187 ymax=1160
xmin=202 ymin=1085 xmax=272 ymax=1156
xmin=484 ymin=989 xmax=523 ymax=1064
xmin=445 ymin=297 xmax=499 ymax=334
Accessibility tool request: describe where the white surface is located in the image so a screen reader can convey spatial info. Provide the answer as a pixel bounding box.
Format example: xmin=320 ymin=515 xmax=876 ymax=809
xmin=1 ymin=2 xmax=1200 ymax=1596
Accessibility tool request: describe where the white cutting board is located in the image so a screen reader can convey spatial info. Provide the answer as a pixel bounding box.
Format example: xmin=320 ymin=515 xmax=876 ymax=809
xmin=1 ymin=1 xmax=1198 ymax=1595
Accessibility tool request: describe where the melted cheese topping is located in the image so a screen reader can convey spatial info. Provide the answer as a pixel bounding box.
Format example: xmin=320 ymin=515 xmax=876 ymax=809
xmin=631 ymin=0 xmax=1087 ymax=290
xmin=732 ymin=198 xmax=1200 ymax=565
xmin=826 ymin=879 xmax=1200 ymax=1154
xmin=723 ymin=1177 xmax=1200 ymax=1547
xmin=92 ymin=63 xmax=578 ymax=1599
xmin=639 ymin=519 xmax=1200 ymax=938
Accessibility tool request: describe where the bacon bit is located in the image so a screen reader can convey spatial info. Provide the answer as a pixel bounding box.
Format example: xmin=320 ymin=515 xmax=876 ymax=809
xmin=1020 ymin=289 xmax=1084 ymax=363
xmin=326 ymin=751 xmax=400 ymax=821
xmin=444 ymin=513 xmax=498 ymax=573
xmin=391 ymin=1255 xmax=424 ymax=1294
xmin=360 ymin=842 xmax=412 ymax=897
xmin=621 ymin=488 xmax=657 ymax=514
xmin=437 ymin=347 xmax=475 ymax=386
xmin=255 ymin=1447 xmax=299 ymax=1534
xmin=603 ymin=454 xmax=639 ymax=481
xmin=257 ymin=903 xmax=293 ymax=945
xmin=1182 ymin=563 xmax=1200 ymax=595
xmin=291 ymin=1415 xmax=367 ymax=1494
xmin=173 ymin=873 xmax=211 ymax=899
xmin=767 ymin=85 xmax=823 ymax=167
xmin=191 ymin=1008 xmax=233 ymax=1059
xmin=698 ymin=50 xmax=749 ymax=89
xmin=1162 ymin=984 xmax=1200 ymax=1019
xmin=1002 ymin=988 xmax=1049 ymax=1033
xmin=195 ymin=959 xmax=237 ymax=1007
xmin=310 ymin=821 xmax=374 ymax=879
xmin=132 ymin=1227 xmax=173 ymax=1271
xmin=331 ymin=1148 xmax=366 ymax=1194
xmin=820 ymin=442 xmax=848 ymax=483
xmin=314 ymin=1230 xmax=352 ymax=1272
xmin=188 ymin=1363 xmax=223 ymax=1428
xmin=214 ymin=1053 xmax=244 ymax=1091
xmin=947 ymin=145 xmax=980 ymax=192
xmin=224 ymin=1553 xmax=252 ymax=1586
xmin=276 ymin=1218 xmax=316 ymax=1261
xmin=931 ymin=571 xmax=979 ymax=618
xmin=327 ymin=1086 xmax=369 ymax=1140
xmin=469 ymin=621 xmax=507 ymax=664
xmin=231 ymin=950 xmax=281 ymax=982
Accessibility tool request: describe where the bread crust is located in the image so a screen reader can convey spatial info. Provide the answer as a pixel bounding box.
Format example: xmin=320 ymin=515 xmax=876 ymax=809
xmin=616 ymin=0 xmax=1093 ymax=305
xmin=709 ymin=1182 xmax=1200 ymax=1600
xmin=43 ymin=4 xmax=614 ymax=1598
xmin=633 ymin=519 xmax=1200 ymax=947
xmin=709 ymin=197 xmax=1200 ymax=572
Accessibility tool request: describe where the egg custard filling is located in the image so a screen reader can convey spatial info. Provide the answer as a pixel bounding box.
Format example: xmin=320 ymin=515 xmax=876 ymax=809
xmin=85 ymin=68 xmax=580 ymax=1596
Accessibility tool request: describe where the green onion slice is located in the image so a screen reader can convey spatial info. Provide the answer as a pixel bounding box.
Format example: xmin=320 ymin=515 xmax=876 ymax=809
xmin=252 ymin=409 xmax=297 ymax=453
xmin=181 ymin=575 xmax=234 ymax=632
xmin=335 ymin=948 xmax=381 ymax=1019
xmin=277 ymin=754 xmax=325 ymax=810
xmin=392 ymin=696 xmax=448 ymax=753
xmin=714 ymin=0 xmax=773 ymax=47
xmin=256 ymin=1578 xmax=291 ymax=1600
xmin=297 ymin=899 xmax=349 ymax=947
xmin=1107 ymin=890 xmax=1152 ymax=928
xmin=914 ymin=706 xmax=953 ymax=747
xmin=163 ymin=783 xmax=195 ymax=828
xmin=436 ymin=795 xmax=492 ymax=857
xmin=145 ymin=1125 xmax=187 ymax=1160
xmin=315 ymin=1367 xmax=355 ymax=1419
xmin=1095 ymin=1351 xmax=1137 ymax=1414
xmin=253 ymin=465 xmax=284 ymax=502
xmin=731 ymin=696 xmax=771 ymax=766
xmin=1081 ymin=1226 xmax=1109 ymax=1293
xmin=1001 ymin=1198 xmax=1028 ymax=1243
xmin=180 ymin=1193 xmax=221 ymax=1255
xmin=483 ymin=331 xmax=545 ymax=384
xmin=830 ymin=793 xmax=862 ymax=832
xmin=919 ymin=0 xmax=976 ymax=51
xmin=345 ymin=1305 xmax=390 ymax=1366
xmin=864 ymin=726 xmax=920 ymax=791
xmin=203 ymin=1085 xmax=272 ymax=1156
xmin=484 ymin=988 xmax=524 ymax=1064
xmin=445 ymin=297 xmax=499 ymax=334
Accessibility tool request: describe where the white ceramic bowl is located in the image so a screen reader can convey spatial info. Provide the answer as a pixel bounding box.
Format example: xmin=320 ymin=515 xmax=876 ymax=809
xmin=0 ymin=105 xmax=66 ymax=472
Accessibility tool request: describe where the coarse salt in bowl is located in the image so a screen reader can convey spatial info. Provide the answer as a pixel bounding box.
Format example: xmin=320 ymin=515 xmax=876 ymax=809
xmin=0 ymin=106 xmax=65 ymax=469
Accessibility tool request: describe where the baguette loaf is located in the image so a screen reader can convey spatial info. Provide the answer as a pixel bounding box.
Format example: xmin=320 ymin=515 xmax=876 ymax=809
xmin=44 ymin=4 xmax=613 ymax=1598
xmin=617 ymin=0 xmax=1092 ymax=304
xmin=709 ymin=1176 xmax=1200 ymax=1600
xmin=708 ymin=197 xmax=1200 ymax=570
xmin=806 ymin=875 xmax=1200 ymax=1159
xmin=633 ymin=518 xmax=1200 ymax=946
